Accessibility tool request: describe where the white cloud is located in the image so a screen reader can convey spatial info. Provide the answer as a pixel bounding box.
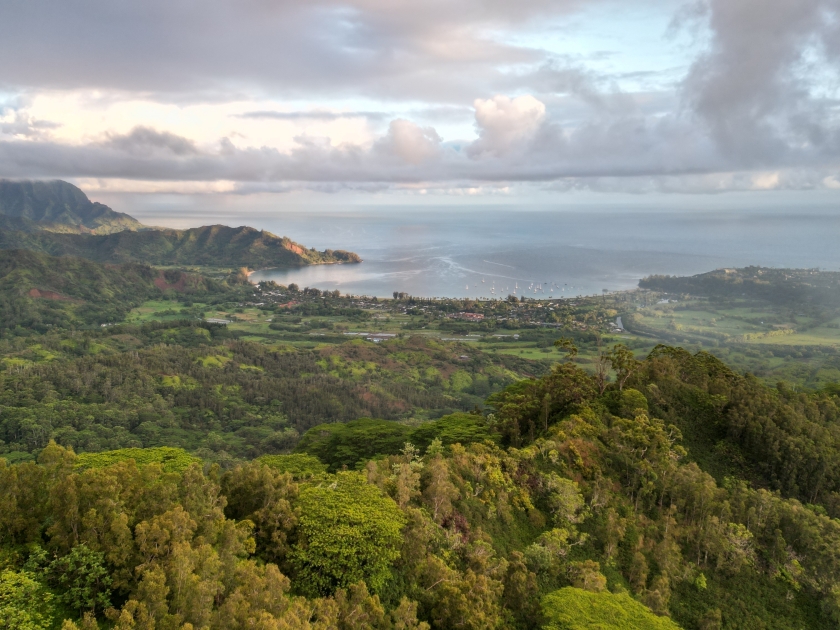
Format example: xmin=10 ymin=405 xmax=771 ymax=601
xmin=375 ymin=119 xmax=442 ymax=164
xmin=469 ymin=95 xmax=547 ymax=158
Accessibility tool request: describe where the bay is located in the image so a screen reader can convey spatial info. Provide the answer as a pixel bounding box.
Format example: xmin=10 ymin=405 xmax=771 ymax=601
xmin=242 ymin=207 xmax=840 ymax=298
xmin=124 ymin=201 xmax=840 ymax=299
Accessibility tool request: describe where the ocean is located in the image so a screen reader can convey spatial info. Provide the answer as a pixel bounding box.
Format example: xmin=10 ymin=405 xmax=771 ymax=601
xmin=128 ymin=203 xmax=840 ymax=299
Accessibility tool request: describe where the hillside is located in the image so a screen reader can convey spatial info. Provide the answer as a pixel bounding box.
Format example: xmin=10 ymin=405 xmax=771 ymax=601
xmin=0 ymin=181 xmax=361 ymax=268
xmin=0 ymin=179 xmax=144 ymax=234
xmin=0 ymin=249 xmax=229 ymax=332
xmin=0 ymin=223 xmax=361 ymax=268
xmin=640 ymin=267 xmax=840 ymax=309
xmin=3 ymin=342 xmax=840 ymax=628
xmin=4 ymin=259 xmax=840 ymax=628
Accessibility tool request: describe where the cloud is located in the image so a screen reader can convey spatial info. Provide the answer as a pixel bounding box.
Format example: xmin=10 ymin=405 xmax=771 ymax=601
xmin=2 ymin=0 xmax=840 ymax=195
xmin=0 ymin=102 xmax=725 ymax=186
xmin=101 ymin=126 xmax=199 ymax=156
xmin=469 ymin=95 xmax=547 ymax=158
xmin=236 ymin=110 xmax=389 ymax=121
xmin=682 ymin=0 xmax=840 ymax=167
xmin=0 ymin=109 xmax=62 ymax=139
xmin=375 ymin=119 xmax=442 ymax=164
xmin=0 ymin=0 xmax=586 ymax=101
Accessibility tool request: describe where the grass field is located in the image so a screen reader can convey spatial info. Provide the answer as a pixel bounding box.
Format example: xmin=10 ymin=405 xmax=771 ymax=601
xmin=631 ymin=299 xmax=840 ymax=346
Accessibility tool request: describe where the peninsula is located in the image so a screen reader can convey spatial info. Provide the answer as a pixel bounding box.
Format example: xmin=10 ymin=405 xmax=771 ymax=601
xmin=0 ymin=180 xmax=361 ymax=269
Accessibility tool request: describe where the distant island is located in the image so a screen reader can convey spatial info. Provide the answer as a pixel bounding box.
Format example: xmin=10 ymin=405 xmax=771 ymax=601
xmin=0 ymin=179 xmax=361 ymax=269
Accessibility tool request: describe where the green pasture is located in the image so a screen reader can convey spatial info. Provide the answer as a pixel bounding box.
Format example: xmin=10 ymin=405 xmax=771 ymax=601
xmin=125 ymin=299 xmax=205 ymax=323
xmin=634 ymin=299 xmax=840 ymax=346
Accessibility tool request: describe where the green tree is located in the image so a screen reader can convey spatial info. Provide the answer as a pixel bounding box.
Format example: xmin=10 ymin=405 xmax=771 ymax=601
xmin=49 ymin=544 xmax=112 ymax=615
xmin=541 ymin=588 xmax=681 ymax=629
xmin=295 ymin=419 xmax=411 ymax=471
xmin=421 ymin=454 xmax=459 ymax=524
xmin=221 ymin=461 xmax=299 ymax=564
xmin=553 ymin=337 xmax=578 ymax=360
xmin=409 ymin=413 xmax=496 ymax=452
xmin=255 ymin=453 xmax=327 ymax=479
xmin=290 ymin=472 xmax=407 ymax=596
xmin=0 ymin=569 xmax=57 ymax=630
xmin=607 ymin=344 xmax=640 ymax=391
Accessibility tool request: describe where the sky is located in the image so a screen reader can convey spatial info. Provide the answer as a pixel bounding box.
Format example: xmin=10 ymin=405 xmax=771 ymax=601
xmin=2 ymin=0 xmax=840 ymax=213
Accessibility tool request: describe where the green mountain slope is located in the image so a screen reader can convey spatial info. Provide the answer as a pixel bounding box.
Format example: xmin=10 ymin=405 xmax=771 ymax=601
xmin=0 ymin=181 xmax=361 ymax=268
xmin=0 ymin=179 xmax=144 ymax=234
xmin=0 ymin=224 xmax=361 ymax=268
xmin=640 ymin=266 xmax=840 ymax=308
xmin=0 ymin=249 xmax=227 ymax=332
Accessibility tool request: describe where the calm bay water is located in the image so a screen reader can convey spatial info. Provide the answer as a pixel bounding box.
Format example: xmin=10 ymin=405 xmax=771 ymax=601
xmin=125 ymin=201 xmax=840 ymax=299
xmin=241 ymin=208 xmax=840 ymax=298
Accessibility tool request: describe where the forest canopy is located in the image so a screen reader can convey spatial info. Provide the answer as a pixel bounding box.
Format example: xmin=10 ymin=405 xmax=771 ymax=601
xmin=2 ymin=344 xmax=840 ymax=628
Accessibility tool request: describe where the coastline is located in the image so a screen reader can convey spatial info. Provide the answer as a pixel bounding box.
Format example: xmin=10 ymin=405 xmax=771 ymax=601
xmin=247 ymin=258 xmax=362 ymax=281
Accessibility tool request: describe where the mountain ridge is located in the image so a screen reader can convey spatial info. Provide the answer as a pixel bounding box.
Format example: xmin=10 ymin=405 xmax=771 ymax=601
xmin=0 ymin=224 xmax=361 ymax=268
xmin=0 ymin=179 xmax=145 ymax=234
xmin=0 ymin=180 xmax=361 ymax=268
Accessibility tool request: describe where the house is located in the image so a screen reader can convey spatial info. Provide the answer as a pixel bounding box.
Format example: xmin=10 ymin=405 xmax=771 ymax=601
xmin=451 ymin=312 xmax=485 ymax=321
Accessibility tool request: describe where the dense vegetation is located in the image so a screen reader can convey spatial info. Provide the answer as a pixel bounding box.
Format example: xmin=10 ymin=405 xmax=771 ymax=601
xmin=0 ymin=322 xmax=533 ymax=462
xmin=0 ymin=224 xmax=361 ymax=269
xmin=0 ymin=180 xmax=143 ymax=234
xmin=0 ymin=180 xmax=360 ymax=269
xmin=0 ymin=250 xmax=235 ymax=334
xmin=4 ymin=345 xmax=840 ymax=628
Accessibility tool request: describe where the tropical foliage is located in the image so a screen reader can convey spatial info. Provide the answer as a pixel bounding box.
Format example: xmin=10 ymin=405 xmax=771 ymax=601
xmin=0 ymin=326 xmax=527 ymax=461
xmin=2 ymin=342 xmax=840 ymax=627
xmin=0 ymin=250 xmax=235 ymax=334
xmin=542 ymin=588 xmax=682 ymax=629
